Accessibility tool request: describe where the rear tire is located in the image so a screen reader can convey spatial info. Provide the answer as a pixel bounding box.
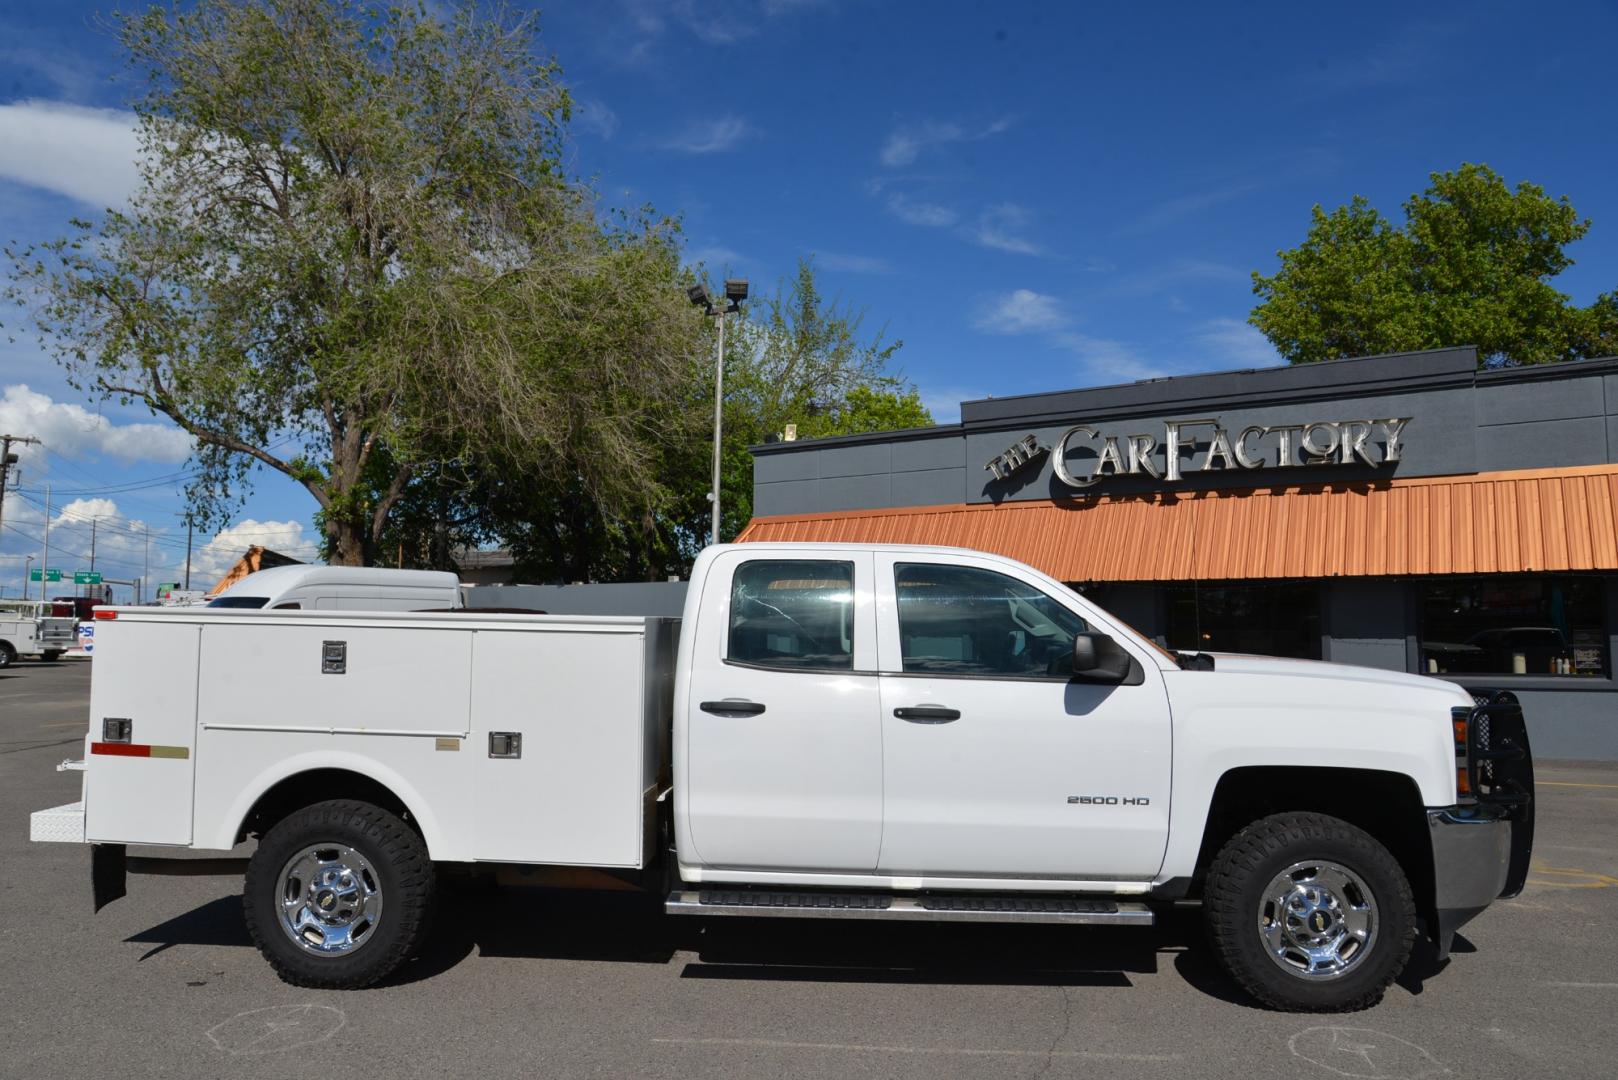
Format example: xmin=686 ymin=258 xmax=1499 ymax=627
xmin=1204 ymin=812 xmax=1414 ymax=1012
xmin=0 ymin=642 xmax=15 ymax=668
xmin=41 ymin=651 xmax=62 ymax=662
xmin=244 ymin=799 xmax=435 ymax=989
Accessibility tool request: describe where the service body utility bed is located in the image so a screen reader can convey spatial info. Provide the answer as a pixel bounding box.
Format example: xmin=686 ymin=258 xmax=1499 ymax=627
xmin=38 ymin=607 xmax=676 ymax=868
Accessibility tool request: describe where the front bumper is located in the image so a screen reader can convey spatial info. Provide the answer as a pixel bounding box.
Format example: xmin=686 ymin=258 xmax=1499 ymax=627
xmin=1426 ymin=690 xmax=1536 ymax=958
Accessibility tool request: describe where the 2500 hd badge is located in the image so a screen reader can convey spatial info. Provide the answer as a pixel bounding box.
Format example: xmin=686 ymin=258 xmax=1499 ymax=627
xmin=1068 ymin=795 xmax=1151 ymax=805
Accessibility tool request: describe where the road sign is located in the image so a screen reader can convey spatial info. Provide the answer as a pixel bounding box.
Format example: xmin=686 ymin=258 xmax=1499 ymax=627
xmin=73 ymin=571 xmax=103 ymax=585
xmin=29 ymin=568 xmax=63 ymax=583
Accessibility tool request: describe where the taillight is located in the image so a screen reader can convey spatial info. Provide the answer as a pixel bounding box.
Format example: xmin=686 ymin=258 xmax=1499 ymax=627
xmin=93 ymin=609 xmax=117 ymax=620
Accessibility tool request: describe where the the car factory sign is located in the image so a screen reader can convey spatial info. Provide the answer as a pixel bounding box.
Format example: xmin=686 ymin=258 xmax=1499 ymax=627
xmin=984 ymin=417 xmax=1411 ymax=488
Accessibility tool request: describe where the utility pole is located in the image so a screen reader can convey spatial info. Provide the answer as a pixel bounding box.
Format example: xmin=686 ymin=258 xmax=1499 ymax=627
xmin=41 ymin=482 xmax=50 ymax=603
xmin=89 ymin=517 xmax=97 ymax=572
xmin=0 ymin=434 xmax=42 ymax=552
xmin=184 ymin=514 xmax=193 ymax=590
xmin=143 ymin=526 xmax=150 ymax=606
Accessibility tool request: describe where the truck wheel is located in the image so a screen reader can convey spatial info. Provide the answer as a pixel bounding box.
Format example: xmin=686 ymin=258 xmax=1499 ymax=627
xmin=243 ymin=799 xmax=435 ymax=989
xmin=1204 ymin=812 xmax=1415 ymax=1012
xmin=0 ymin=642 xmax=14 ymax=668
xmin=41 ymin=651 xmax=62 ymax=662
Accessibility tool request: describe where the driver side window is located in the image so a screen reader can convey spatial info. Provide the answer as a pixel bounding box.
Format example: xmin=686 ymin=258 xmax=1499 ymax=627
xmin=894 ymin=562 xmax=1088 ymax=677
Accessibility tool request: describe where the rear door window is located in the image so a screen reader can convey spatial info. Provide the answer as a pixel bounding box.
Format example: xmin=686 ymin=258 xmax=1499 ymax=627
xmin=727 ymin=560 xmax=855 ymax=671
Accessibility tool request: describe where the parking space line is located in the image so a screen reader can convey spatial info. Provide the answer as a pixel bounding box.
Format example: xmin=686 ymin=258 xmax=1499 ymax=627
xmin=1538 ymin=781 xmax=1618 ymax=789
xmin=1544 ymin=982 xmax=1618 ymax=988
xmin=651 ymin=1037 xmax=1180 ymax=1061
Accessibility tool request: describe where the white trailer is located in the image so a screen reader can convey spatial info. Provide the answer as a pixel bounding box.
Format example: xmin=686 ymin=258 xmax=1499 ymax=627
xmin=30 ymin=543 xmax=1535 ymax=1011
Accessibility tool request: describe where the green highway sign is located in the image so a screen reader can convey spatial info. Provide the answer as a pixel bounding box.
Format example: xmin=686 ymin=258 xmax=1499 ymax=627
xmin=29 ymin=569 xmax=63 ymax=583
xmin=73 ymin=571 xmax=103 ymax=585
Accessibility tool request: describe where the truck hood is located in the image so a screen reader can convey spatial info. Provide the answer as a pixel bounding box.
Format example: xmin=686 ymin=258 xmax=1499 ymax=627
xmin=1200 ymin=652 xmax=1473 ymax=701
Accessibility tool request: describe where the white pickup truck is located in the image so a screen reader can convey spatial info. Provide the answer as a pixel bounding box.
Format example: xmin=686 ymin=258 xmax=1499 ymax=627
xmin=30 ymin=543 xmax=1534 ymax=1011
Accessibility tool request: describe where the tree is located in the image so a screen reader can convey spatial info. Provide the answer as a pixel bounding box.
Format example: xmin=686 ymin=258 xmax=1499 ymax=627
xmin=482 ymin=259 xmax=930 ymax=582
xmin=1250 ymin=164 xmax=1617 ymax=367
xmin=6 ymin=0 xmax=703 ymax=564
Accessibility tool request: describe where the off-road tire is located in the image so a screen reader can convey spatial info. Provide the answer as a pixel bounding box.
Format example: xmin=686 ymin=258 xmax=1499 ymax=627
xmin=1204 ymin=812 xmax=1415 ymax=1012
xmin=244 ymin=799 xmax=435 ymax=989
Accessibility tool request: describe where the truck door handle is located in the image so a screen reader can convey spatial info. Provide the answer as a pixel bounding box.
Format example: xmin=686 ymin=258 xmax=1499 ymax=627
xmin=700 ymin=699 xmax=766 ymax=716
xmin=893 ymin=705 xmax=961 ymax=722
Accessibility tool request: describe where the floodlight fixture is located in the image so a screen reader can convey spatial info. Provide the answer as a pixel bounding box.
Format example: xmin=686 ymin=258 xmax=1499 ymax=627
xmin=687 ymin=283 xmax=713 ymax=312
xmin=724 ymin=279 xmax=749 ymax=302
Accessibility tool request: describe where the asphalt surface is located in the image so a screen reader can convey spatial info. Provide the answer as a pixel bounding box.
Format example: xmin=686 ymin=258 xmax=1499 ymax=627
xmin=3 ymin=660 xmax=1617 ymax=1079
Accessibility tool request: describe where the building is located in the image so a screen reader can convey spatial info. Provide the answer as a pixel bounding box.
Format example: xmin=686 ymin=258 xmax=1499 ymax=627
xmin=738 ymin=346 xmax=1618 ymax=760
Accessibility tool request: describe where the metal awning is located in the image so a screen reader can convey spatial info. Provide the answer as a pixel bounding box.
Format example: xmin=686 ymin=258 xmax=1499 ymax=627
xmin=736 ymin=464 xmax=1618 ymax=581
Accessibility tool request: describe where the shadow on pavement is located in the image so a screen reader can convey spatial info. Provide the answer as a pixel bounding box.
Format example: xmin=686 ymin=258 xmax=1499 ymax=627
xmin=121 ymin=884 xmax=1256 ymax=996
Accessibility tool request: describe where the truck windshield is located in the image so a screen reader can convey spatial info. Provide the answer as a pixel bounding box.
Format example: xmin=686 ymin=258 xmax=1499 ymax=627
xmin=207 ymin=596 xmax=268 ymax=609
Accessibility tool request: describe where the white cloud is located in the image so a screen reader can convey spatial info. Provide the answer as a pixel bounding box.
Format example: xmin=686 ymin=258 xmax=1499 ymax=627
xmin=685 ymin=244 xmax=746 ymax=270
xmin=571 ymin=94 xmax=620 ymax=140
xmin=658 ymin=115 xmax=755 ymax=154
xmin=813 ymin=251 xmax=892 ymax=275
xmin=879 ymin=116 xmax=1013 ymax=168
xmin=973 ymin=203 xmax=1041 ymax=256
xmin=974 ymin=289 xmax=1069 ymax=334
xmin=0 ymin=99 xmax=140 ymax=207
xmin=1196 ymin=317 xmax=1282 ymax=368
xmin=0 ymin=385 xmax=193 ymax=466
xmin=886 ymin=193 xmax=957 ymax=228
xmin=971 ymin=291 xmax=1162 ymax=382
xmin=183 ymin=519 xmax=320 ymax=589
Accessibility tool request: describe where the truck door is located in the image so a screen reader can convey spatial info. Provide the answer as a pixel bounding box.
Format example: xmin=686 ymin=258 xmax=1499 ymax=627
xmin=874 ymin=554 xmax=1172 ymax=881
xmin=683 ymin=551 xmax=882 ymax=872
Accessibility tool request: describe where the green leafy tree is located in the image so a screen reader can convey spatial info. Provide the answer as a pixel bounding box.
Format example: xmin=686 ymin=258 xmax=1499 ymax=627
xmin=487 ymin=259 xmax=930 ymax=581
xmin=1251 ymin=164 xmax=1618 ymax=367
xmin=7 ymin=0 xmax=703 ymax=564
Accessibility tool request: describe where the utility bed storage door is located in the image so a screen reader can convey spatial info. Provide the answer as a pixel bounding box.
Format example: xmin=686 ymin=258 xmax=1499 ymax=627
xmin=85 ymin=619 xmax=201 ymax=846
xmin=470 ymin=626 xmax=650 ymax=867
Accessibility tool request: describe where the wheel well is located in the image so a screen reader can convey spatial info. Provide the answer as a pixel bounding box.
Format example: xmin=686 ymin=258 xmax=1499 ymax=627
xmin=1187 ymin=767 xmax=1434 ymax=918
xmin=239 ymin=770 xmax=421 ymax=846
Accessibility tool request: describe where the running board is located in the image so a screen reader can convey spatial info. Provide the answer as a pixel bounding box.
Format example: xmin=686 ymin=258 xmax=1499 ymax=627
xmin=665 ymin=889 xmax=1153 ymax=926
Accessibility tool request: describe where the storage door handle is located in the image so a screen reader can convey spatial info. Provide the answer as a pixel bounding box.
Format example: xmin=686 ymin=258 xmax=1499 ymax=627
xmin=700 ymin=699 xmax=767 ymax=716
xmin=893 ymin=705 xmax=961 ymax=723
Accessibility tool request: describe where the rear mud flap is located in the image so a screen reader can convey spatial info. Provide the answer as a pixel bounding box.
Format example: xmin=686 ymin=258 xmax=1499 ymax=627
xmin=92 ymin=843 xmax=127 ymax=911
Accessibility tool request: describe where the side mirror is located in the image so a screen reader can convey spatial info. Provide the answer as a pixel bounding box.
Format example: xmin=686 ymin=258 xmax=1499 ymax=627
xmin=1070 ymin=632 xmax=1132 ymax=684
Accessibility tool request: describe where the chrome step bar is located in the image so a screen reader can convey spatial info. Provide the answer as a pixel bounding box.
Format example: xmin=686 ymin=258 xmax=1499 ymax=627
xmin=665 ymin=889 xmax=1154 ymax=926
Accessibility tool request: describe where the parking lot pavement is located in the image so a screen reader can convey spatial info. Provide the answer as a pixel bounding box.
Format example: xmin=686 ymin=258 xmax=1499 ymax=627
xmin=4 ymin=660 xmax=1617 ymax=1080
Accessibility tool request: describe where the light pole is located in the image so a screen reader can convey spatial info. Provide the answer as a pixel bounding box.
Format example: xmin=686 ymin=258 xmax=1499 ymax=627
xmin=688 ymin=279 xmax=748 ymax=547
xmin=23 ymin=555 xmax=34 ymax=601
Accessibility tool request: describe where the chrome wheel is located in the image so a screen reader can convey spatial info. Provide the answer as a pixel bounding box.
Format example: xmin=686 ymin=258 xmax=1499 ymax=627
xmin=1257 ymin=859 xmax=1378 ymax=980
xmin=275 ymin=845 xmax=384 ymax=956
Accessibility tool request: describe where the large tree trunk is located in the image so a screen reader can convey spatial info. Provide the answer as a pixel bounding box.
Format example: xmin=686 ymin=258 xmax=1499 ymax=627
xmin=326 ymin=517 xmax=368 ymax=566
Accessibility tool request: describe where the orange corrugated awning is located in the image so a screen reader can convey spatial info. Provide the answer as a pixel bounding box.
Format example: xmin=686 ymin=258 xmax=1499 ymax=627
xmin=736 ymin=464 xmax=1618 ymax=581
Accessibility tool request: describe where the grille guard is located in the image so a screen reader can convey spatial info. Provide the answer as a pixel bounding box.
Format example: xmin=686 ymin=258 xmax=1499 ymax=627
xmin=1466 ymin=690 xmax=1536 ymax=898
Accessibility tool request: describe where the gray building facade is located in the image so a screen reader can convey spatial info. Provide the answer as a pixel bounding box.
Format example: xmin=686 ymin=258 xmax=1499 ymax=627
xmin=745 ymin=347 xmax=1618 ymax=760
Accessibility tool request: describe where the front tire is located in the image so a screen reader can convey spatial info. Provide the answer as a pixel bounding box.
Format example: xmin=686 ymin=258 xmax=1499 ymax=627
xmin=0 ymin=642 xmax=14 ymax=668
xmin=1204 ymin=812 xmax=1415 ymax=1012
xmin=244 ymin=799 xmax=435 ymax=989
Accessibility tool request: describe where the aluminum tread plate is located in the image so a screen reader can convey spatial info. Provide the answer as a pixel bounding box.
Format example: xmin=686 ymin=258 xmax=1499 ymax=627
xmin=30 ymin=801 xmax=86 ymax=843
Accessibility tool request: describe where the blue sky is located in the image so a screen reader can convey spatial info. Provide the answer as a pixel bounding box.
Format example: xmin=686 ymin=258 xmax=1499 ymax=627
xmin=3 ymin=0 xmax=1617 ymax=597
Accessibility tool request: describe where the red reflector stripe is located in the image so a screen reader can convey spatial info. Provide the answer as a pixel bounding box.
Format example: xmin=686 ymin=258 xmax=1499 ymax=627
xmin=93 ymin=609 xmax=118 ymax=620
xmin=89 ymin=743 xmax=189 ymax=759
xmin=91 ymin=742 xmax=150 ymax=757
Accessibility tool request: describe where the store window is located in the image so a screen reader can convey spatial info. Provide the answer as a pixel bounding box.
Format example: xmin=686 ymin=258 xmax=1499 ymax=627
xmin=1164 ymin=582 xmax=1323 ymax=660
xmin=727 ymin=559 xmax=855 ymax=670
xmin=1419 ymin=576 xmax=1607 ymax=678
